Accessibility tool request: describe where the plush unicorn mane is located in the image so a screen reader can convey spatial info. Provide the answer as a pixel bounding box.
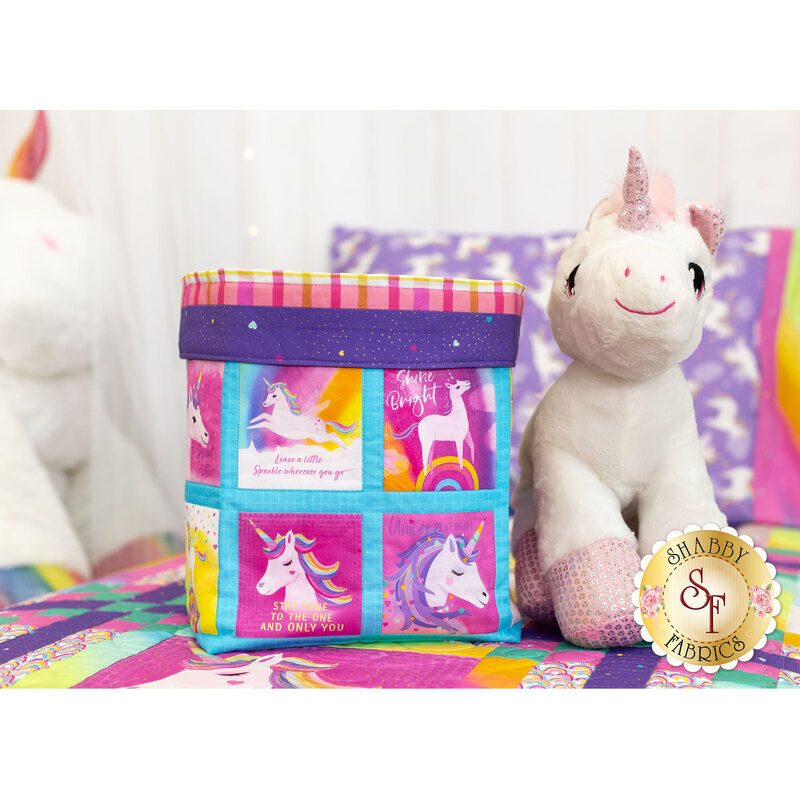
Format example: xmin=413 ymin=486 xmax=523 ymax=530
xmin=387 ymin=533 xmax=479 ymax=632
xmin=255 ymin=527 xmax=353 ymax=605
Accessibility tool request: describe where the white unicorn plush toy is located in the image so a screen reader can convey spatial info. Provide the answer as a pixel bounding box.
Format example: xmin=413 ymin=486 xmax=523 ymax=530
xmin=0 ymin=112 xmax=172 ymax=578
xmin=511 ymin=146 xmax=727 ymax=648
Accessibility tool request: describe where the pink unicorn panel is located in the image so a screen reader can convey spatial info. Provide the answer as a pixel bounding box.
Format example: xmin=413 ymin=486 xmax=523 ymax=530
xmin=236 ymin=512 xmax=362 ymax=640
xmin=186 ymin=360 xmax=223 ymax=485
xmin=384 ymin=367 xmax=497 ymax=491
xmin=382 ymin=511 xmax=498 ymax=635
xmin=238 ymin=363 xmax=363 ymax=491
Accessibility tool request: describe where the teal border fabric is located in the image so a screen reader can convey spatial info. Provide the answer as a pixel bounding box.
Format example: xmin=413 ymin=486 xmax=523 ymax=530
xmin=190 ymin=364 xmax=520 ymax=654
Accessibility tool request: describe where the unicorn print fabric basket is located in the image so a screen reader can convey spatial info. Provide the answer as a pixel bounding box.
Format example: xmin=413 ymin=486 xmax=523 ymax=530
xmin=179 ymin=270 xmax=524 ymax=653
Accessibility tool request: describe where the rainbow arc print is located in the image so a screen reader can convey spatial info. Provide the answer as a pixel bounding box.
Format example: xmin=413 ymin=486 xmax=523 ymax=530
xmin=383 ymin=368 xmax=496 ymax=491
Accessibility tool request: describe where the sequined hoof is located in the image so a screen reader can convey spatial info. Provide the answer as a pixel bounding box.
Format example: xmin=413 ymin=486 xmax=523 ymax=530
xmin=546 ymin=537 xmax=642 ymax=649
xmin=513 ymin=529 xmax=556 ymax=627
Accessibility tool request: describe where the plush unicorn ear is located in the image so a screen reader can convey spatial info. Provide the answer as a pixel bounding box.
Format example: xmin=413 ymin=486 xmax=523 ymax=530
xmin=586 ymin=195 xmax=620 ymax=230
xmin=445 ymin=533 xmax=458 ymax=554
xmin=285 ymin=530 xmax=295 ymax=546
xmin=8 ymin=110 xmax=48 ymax=180
xmin=681 ymin=202 xmax=725 ymax=255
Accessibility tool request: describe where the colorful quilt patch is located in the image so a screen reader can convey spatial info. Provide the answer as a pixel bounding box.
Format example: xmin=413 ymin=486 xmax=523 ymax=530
xmin=185 ymin=502 xmax=219 ymax=635
xmin=384 ymin=368 xmax=496 ymax=491
xmin=238 ymin=364 xmax=363 ymax=490
xmin=186 ymin=360 xmax=223 ymax=485
xmin=237 ymin=513 xmax=362 ymax=639
xmin=382 ymin=512 xmax=497 ymax=636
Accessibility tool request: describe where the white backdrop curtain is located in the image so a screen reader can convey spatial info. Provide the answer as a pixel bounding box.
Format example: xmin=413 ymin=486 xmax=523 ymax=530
xmin=1 ymin=110 xmax=798 ymax=555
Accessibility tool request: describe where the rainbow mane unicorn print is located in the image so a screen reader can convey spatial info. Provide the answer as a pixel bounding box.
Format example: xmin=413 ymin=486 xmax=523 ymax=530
xmin=248 ymin=380 xmax=358 ymax=448
xmin=392 ymin=378 xmax=473 ymax=474
xmin=134 ymin=636 xmax=340 ymax=688
xmin=386 ymin=519 xmax=489 ymax=633
xmin=250 ymin=522 xmax=353 ymax=607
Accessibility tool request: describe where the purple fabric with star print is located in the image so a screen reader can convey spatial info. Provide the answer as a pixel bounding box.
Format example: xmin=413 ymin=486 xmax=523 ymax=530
xmin=330 ymin=226 xmax=770 ymax=524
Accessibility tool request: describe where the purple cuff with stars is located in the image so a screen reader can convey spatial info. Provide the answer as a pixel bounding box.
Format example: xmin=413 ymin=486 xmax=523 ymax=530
xmin=179 ymin=305 xmax=521 ymax=368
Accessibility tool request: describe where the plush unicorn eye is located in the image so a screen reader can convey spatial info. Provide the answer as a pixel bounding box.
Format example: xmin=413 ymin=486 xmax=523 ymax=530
xmin=451 ymin=568 xmax=464 ymax=577
xmin=282 ymin=559 xmax=293 ymax=567
xmin=689 ymin=262 xmax=705 ymax=298
xmin=192 ymin=415 xmax=197 ymax=423
xmin=566 ymin=265 xmax=580 ymax=297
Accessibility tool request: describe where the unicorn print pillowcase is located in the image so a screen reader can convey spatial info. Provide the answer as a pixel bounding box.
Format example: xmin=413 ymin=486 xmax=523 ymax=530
xmin=180 ymin=270 xmax=524 ymax=653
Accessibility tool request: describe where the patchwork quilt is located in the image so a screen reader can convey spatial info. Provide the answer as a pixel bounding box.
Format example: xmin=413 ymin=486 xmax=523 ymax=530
xmin=1 ymin=525 xmax=797 ymax=688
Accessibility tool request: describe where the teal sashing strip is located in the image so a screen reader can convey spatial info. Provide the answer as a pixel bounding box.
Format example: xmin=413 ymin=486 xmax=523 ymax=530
xmin=493 ymin=366 xmax=518 ymax=640
xmin=360 ymin=368 xmax=384 ymax=638
xmin=216 ymin=360 xmax=241 ymax=640
xmin=184 ymin=482 xmax=222 ymax=508
xmin=196 ymin=362 xmax=520 ymax=652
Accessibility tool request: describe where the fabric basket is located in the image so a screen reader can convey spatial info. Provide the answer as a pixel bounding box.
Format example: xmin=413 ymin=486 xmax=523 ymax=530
xmin=180 ymin=270 xmax=525 ymax=653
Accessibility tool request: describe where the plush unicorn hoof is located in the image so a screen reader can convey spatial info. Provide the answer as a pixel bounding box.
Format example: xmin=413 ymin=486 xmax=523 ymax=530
xmin=514 ymin=529 xmax=556 ymax=627
xmin=546 ymin=537 xmax=642 ymax=649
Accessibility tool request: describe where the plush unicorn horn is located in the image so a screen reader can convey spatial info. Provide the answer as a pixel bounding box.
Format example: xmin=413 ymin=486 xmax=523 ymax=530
xmin=617 ymin=145 xmax=660 ymax=232
xmin=465 ymin=518 xmax=485 ymax=555
xmin=8 ymin=110 xmax=48 ymax=180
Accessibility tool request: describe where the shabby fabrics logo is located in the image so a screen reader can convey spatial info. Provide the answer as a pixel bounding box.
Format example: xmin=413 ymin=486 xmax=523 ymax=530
xmin=633 ymin=524 xmax=781 ymax=673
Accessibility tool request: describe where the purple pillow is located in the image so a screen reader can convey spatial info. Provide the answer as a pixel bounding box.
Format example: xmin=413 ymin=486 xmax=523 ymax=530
xmin=330 ymin=226 xmax=769 ymax=525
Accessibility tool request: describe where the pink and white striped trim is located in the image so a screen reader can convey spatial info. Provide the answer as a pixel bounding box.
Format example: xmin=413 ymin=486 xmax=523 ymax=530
xmin=181 ymin=270 xmax=525 ymax=316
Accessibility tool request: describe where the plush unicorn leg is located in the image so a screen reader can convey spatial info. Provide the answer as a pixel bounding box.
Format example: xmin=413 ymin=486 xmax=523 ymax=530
xmin=637 ymin=441 xmax=725 ymax=557
xmin=532 ymin=442 xmax=642 ymax=647
xmin=513 ymin=528 xmax=555 ymax=627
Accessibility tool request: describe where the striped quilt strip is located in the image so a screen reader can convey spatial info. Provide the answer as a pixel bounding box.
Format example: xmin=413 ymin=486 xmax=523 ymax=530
xmin=0 ymin=526 xmax=797 ymax=689
xmin=181 ymin=270 xmax=526 ymax=316
xmin=0 ymin=564 xmax=84 ymax=610
xmin=753 ymin=230 xmax=800 ymax=526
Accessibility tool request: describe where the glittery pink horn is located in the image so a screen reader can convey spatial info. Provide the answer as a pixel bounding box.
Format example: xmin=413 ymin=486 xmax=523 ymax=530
xmin=617 ymin=146 xmax=660 ymax=232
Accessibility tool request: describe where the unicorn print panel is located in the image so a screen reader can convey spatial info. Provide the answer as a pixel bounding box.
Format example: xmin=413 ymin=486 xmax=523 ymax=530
xmin=185 ymin=502 xmax=219 ymax=635
xmin=238 ymin=364 xmax=363 ymax=490
xmin=384 ymin=368 xmax=496 ymax=491
xmin=237 ymin=513 xmax=362 ymax=639
xmin=382 ymin=511 xmax=498 ymax=635
xmin=186 ymin=360 xmax=223 ymax=485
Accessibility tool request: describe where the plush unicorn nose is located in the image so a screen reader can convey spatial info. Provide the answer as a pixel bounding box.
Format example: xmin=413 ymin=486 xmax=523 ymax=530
xmin=624 ymin=265 xmax=667 ymax=284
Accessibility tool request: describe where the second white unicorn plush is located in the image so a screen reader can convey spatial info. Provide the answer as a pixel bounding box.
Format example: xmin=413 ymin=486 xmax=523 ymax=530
xmin=511 ymin=146 xmax=727 ymax=648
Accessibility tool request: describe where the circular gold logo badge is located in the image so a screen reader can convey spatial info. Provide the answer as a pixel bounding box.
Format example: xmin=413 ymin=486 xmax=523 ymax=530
xmin=633 ymin=524 xmax=781 ymax=671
